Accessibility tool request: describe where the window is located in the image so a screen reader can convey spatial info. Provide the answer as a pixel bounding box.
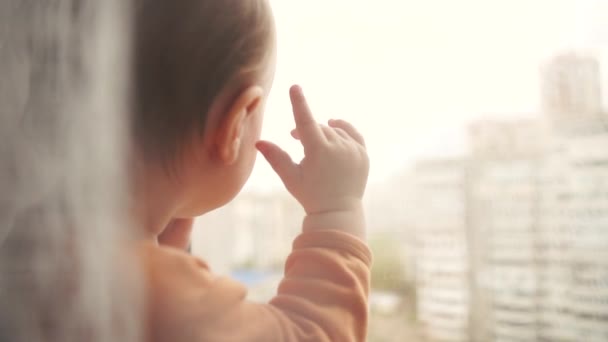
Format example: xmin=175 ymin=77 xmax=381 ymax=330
xmin=192 ymin=1 xmax=608 ymax=341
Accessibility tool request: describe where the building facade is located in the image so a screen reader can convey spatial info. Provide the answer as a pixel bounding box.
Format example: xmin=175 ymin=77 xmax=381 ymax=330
xmin=410 ymin=52 xmax=608 ymax=341
xmin=409 ymin=160 xmax=471 ymax=342
xmin=192 ymin=191 xmax=304 ymax=273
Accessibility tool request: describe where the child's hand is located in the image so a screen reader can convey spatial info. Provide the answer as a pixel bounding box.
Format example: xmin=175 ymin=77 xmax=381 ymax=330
xmin=256 ymin=85 xmax=369 ymax=239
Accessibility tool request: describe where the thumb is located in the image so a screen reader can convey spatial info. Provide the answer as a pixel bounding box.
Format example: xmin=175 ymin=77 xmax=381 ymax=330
xmin=256 ymin=140 xmax=298 ymax=186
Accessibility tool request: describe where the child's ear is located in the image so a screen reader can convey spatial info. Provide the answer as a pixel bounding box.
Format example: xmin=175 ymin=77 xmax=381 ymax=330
xmin=215 ymin=85 xmax=264 ymax=165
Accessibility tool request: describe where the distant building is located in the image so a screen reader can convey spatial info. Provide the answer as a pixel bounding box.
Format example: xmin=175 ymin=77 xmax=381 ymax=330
xmin=537 ymin=135 xmax=608 ymax=341
xmin=469 ymin=159 xmax=541 ymax=342
xmin=468 ymin=119 xmax=548 ymax=160
xmin=410 ymin=51 xmax=608 ymax=341
xmin=239 ymin=192 xmax=303 ymax=269
xmin=467 ymin=120 xmax=545 ymax=342
xmin=409 ymin=159 xmax=471 ymax=342
xmin=540 ymin=52 xmax=605 ymax=135
xmin=535 ymin=136 xmax=573 ymax=341
xmin=365 ymin=173 xmax=413 ymax=235
xmin=464 ymin=53 xmax=608 ymax=342
xmin=191 ymin=205 xmax=240 ymax=275
xmin=192 ymin=191 xmax=304 ymax=273
xmin=536 ymin=52 xmax=608 ymax=341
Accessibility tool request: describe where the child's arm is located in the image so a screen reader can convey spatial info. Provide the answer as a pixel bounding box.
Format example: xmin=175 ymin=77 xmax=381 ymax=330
xmin=141 ymin=85 xmax=371 ymax=342
xmin=255 ymin=84 xmax=371 ymax=340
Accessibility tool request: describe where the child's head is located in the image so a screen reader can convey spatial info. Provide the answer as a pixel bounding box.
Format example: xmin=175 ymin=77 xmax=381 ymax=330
xmin=131 ymin=0 xmax=276 ymax=217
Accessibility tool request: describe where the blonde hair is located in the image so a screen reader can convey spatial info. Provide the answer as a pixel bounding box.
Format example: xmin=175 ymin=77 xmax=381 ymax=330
xmin=131 ymin=0 xmax=275 ymax=163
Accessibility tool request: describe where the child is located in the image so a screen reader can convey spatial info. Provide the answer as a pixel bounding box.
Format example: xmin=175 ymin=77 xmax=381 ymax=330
xmin=131 ymin=0 xmax=371 ymax=341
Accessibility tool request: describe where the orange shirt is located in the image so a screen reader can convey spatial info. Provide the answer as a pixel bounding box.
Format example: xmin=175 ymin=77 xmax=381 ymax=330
xmin=139 ymin=230 xmax=372 ymax=342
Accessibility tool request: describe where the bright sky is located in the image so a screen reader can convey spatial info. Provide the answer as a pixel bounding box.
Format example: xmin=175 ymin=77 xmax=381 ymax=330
xmin=246 ymin=0 xmax=608 ymax=191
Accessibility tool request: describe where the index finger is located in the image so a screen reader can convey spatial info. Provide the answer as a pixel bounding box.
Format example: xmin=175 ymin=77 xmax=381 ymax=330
xmin=290 ymin=85 xmax=324 ymax=143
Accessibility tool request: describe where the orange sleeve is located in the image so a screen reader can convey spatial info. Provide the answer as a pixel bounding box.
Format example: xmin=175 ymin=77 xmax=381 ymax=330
xmin=140 ymin=230 xmax=372 ymax=342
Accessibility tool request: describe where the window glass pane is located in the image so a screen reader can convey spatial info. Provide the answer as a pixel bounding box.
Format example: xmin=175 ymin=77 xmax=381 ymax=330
xmin=193 ymin=1 xmax=608 ymax=341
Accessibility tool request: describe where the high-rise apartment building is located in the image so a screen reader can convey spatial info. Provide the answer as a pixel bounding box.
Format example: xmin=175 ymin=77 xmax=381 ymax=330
xmin=409 ymin=160 xmax=471 ymax=342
